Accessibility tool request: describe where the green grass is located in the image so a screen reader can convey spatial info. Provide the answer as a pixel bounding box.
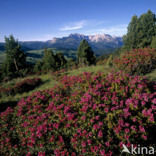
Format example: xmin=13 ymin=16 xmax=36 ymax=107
xmin=26 ymin=48 xmax=77 ymax=64
xmin=145 ymin=69 xmax=156 ymax=81
xmin=0 ymin=73 xmax=57 ymax=104
xmin=0 ymin=48 xmax=77 ymax=65
xmin=67 ymin=65 xmax=112 ymax=76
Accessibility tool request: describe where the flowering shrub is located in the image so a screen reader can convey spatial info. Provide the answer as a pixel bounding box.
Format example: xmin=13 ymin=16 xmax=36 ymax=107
xmin=0 ymin=77 xmax=42 ymax=96
xmin=51 ymin=69 xmax=67 ymax=80
xmin=113 ymin=48 xmax=156 ymax=75
xmin=0 ymin=72 xmax=156 ymax=155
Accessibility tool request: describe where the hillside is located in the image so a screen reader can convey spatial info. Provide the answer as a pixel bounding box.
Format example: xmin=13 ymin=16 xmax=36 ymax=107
xmin=1 ymin=5 xmax=156 ymax=156
xmin=0 ymin=33 xmax=122 ymax=55
xmin=26 ymin=48 xmax=77 ymax=64
xmin=0 ymin=33 xmax=122 ymax=64
xmin=0 ymin=64 xmax=156 ymax=155
xmin=0 ymin=45 xmax=156 ymax=156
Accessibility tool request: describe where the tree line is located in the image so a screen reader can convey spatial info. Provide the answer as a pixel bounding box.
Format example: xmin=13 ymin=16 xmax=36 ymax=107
xmin=0 ymin=36 xmax=96 ymax=80
xmin=123 ymin=10 xmax=156 ymax=50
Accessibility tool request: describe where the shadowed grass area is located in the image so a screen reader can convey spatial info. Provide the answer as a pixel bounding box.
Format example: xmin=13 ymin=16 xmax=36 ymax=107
xmin=0 ymin=101 xmax=17 ymax=113
xmin=0 ymin=73 xmax=57 ymax=111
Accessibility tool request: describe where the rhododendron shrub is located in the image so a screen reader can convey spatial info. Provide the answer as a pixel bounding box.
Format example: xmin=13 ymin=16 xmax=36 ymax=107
xmin=114 ymin=48 xmax=156 ymax=75
xmin=0 ymin=72 xmax=156 ymax=155
xmin=0 ymin=78 xmax=42 ymax=96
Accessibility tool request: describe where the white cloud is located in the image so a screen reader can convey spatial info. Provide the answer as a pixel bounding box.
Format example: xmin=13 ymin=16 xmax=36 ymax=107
xmin=86 ymin=24 xmax=128 ymax=36
xmin=99 ymin=24 xmax=128 ymax=36
xmin=16 ymin=34 xmax=54 ymax=41
xmin=60 ymin=20 xmax=86 ymax=31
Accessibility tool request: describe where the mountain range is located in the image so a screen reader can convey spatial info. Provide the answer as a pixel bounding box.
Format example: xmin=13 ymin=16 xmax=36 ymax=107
xmin=0 ymin=33 xmax=123 ymax=56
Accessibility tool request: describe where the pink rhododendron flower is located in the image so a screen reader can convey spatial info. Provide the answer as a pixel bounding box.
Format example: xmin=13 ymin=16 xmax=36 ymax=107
xmin=26 ymin=152 xmax=32 ymax=156
xmin=81 ymin=141 xmax=86 ymax=147
xmin=98 ymin=130 xmax=103 ymax=138
xmin=152 ymin=98 xmax=156 ymax=104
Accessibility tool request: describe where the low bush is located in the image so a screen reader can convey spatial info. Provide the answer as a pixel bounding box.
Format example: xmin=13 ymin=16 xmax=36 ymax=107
xmin=113 ymin=48 xmax=156 ymax=75
xmin=0 ymin=77 xmax=42 ymax=96
xmin=0 ymin=72 xmax=156 ymax=155
xmin=51 ymin=69 xmax=67 ymax=81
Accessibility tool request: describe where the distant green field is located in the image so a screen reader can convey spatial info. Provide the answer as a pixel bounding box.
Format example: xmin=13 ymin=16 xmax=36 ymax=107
xmin=26 ymin=48 xmax=77 ymax=64
xmin=0 ymin=48 xmax=77 ymax=65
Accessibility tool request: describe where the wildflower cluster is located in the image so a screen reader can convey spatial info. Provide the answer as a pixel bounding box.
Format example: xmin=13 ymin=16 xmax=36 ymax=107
xmin=0 ymin=77 xmax=42 ymax=96
xmin=0 ymin=72 xmax=156 ymax=155
xmin=114 ymin=48 xmax=156 ymax=75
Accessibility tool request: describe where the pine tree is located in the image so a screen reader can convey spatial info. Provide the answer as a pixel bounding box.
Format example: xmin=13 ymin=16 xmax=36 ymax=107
xmin=123 ymin=15 xmax=138 ymax=49
xmin=138 ymin=10 xmax=156 ymax=47
xmin=55 ymin=52 xmax=67 ymax=69
xmin=34 ymin=60 xmax=43 ymax=73
xmin=77 ymin=39 xmax=96 ymax=65
xmin=123 ymin=10 xmax=156 ymax=50
xmin=2 ymin=35 xmax=26 ymax=77
xmin=42 ymin=49 xmax=56 ymax=71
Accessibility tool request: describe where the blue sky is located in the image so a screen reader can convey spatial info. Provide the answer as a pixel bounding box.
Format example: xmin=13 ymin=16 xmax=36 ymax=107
xmin=0 ymin=0 xmax=156 ymax=41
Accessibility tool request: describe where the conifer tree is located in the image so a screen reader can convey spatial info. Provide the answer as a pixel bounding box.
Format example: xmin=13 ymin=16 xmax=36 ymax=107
xmin=42 ymin=49 xmax=56 ymax=71
xmin=123 ymin=15 xmax=138 ymax=49
xmin=77 ymin=39 xmax=96 ymax=65
xmin=123 ymin=10 xmax=156 ymax=50
xmin=151 ymin=36 xmax=156 ymax=49
xmin=2 ymin=35 xmax=26 ymax=77
xmin=55 ymin=52 xmax=67 ymax=69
